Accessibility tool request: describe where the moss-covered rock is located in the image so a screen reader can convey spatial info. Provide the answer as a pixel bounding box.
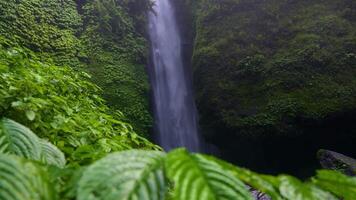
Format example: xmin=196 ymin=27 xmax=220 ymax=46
xmin=192 ymin=0 xmax=356 ymax=138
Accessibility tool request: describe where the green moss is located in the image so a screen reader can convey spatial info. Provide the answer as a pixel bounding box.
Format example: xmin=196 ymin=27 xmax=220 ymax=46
xmin=192 ymin=0 xmax=356 ymax=137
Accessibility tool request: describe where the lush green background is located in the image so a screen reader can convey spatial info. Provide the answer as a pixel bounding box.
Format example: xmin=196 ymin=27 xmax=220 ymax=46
xmin=0 ymin=0 xmax=153 ymax=136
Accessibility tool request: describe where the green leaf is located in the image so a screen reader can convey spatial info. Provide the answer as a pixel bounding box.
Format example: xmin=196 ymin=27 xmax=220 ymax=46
xmin=40 ymin=139 xmax=66 ymax=168
xmin=278 ymin=175 xmax=337 ymax=200
xmin=203 ymin=155 xmax=283 ymax=200
xmin=77 ymin=150 xmax=167 ymax=200
xmin=0 ymin=118 xmax=65 ymax=167
xmin=11 ymin=101 xmax=23 ymax=107
xmin=0 ymin=153 xmax=57 ymax=200
xmin=0 ymin=118 xmax=41 ymax=160
xmin=47 ymin=166 xmax=85 ymax=200
xmin=26 ymin=110 xmax=36 ymax=121
xmin=312 ymin=170 xmax=356 ymax=200
xmin=165 ymin=148 xmax=253 ymax=200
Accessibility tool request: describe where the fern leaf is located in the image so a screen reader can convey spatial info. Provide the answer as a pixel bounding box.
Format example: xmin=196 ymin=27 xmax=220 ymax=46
xmin=0 ymin=153 xmax=57 ymax=200
xmin=166 ymin=148 xmax=253 ymax=200
xmin=312 ymin=170 xmax=356 ymax=200
xmin=40 ymin=139 xmax=66 ymax=168
xmin=77 ymin=150 xmax=167 ymax=200
xmin=0 ymin=118 xmax=41 ymax=160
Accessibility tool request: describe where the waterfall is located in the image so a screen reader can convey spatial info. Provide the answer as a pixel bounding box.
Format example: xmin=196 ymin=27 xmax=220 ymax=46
xmin=148 ymin=0 xmax=201 ymax=152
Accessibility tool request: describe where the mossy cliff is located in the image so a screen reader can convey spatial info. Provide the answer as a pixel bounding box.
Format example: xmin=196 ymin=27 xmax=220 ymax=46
xmin=191 ymin=0 xmax=356 ymax=137
xmin=0 ymin=0 xmax=152 ymax=135
xmin=182 ymin=0 xmax=356 ymax=174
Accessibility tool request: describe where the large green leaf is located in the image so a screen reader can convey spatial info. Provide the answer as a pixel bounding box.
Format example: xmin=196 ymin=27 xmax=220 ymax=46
xmin=0 ymin=153 xmax=57 ymax=200
xmin=278 ymin=175 xmax=337 ymax=200
xmin=312 ymin=170 xmax=356 ymax=200
xmin=40 ymin=139 xmax=66 ymax=168
xmin=0 ymin=118 xmax=65 ymax=167
xmin=203 ymin=155 xmax=282 ymax=200
xmin=77 ymin=150 xmax=167 ymax=200
xmin=165 ymin=148 xmax=253 ymax=200
xmin=0 ymin=118 xmax=41 ymax=160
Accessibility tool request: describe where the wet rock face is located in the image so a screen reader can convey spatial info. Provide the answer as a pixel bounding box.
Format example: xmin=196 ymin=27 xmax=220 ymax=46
xmin=318 ymin=149 xmax=356 ymax=176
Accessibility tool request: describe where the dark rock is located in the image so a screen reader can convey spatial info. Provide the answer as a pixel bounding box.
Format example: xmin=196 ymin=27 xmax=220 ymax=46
xmin=318 ymin=149 xmax=356 ymax=176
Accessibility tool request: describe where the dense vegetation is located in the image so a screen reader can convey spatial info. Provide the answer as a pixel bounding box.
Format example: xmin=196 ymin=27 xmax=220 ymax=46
xmin=0 ymin=42 xmax=158 ymax=165
xmin=0 ymin=0 xmax=152 ymax=135
xmin=1 ymin=117 xmax=356 ymax=199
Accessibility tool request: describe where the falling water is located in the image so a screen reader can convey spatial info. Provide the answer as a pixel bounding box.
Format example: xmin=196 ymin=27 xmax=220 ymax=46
xmin=148 ymin=0 xmax=201 ymax=152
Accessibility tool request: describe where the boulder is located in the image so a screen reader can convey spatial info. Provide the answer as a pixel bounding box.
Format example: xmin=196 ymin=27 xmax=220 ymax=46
xmin=318 ymin=149 xmax=356 ymax=176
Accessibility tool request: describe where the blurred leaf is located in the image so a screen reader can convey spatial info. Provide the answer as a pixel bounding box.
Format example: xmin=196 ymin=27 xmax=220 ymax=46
xmin=40 ymin=139 xmax=66 ymax=168
xmin=278 ymin=175 xmax=337 ymax=200
xmin=0 ymin=118 xmax=42 ymax=160
xmin=26 ymin=110 xmax=36 ymax=121
xmin=166 ymin=148 xmax=253 ymax=200
xmin=312 ymin=170 xmax=356 ymax=200
xmin=77 ymin=150 xmax=167 ymax=200
xmin=203 ymin=155 xmax=283 ymax=200
xmin=0 ymin=153 xmax=58 ymax=200
xmin=0 ymin=118 xmax=65 ymax=167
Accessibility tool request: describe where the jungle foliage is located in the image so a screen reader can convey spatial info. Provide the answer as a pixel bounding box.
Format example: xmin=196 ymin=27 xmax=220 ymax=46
xmin=0 ymin=0 xmax=153 ymax=136
xmin=81 ymin=0 xmax=153 ymax=135
xmin=0 ymin=42 xmax=158 ymax=165
xmin=0 ymin=118 xmax=355 ymax=200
